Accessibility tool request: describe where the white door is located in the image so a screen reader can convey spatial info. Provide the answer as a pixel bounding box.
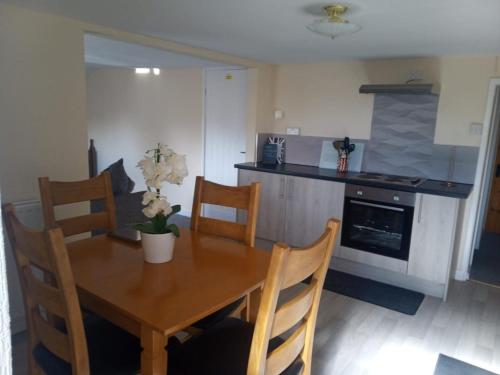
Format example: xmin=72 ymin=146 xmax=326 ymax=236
xmin=204 ymin=69 xmax=247 ymax=221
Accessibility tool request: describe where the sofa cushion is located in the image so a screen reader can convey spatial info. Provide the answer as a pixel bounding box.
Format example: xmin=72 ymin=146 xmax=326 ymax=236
xmin=104 ymin=158 xmax=134 ymax=195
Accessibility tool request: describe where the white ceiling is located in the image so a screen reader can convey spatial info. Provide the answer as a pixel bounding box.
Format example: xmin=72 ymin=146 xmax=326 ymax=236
xmin=4 ymin=0 xmax=500 ymax=64
xmin=84 ymin=34 xmax=230 ymax=69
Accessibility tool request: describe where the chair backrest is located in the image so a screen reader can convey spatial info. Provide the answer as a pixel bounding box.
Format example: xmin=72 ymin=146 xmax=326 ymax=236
xmin=247 ymin=219 xmax=341 ymax=375
xmin=190 ymin=176 xmax=261 ymax=246
xmin=2 ymin=203 xmax=89 ymax=374
xmin=38 ymin=172 xmax=117 ymax=237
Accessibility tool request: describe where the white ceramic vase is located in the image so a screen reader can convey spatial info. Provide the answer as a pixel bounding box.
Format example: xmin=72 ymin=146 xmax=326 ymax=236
xmin=141 ymin=232 xmax=175 ymax=263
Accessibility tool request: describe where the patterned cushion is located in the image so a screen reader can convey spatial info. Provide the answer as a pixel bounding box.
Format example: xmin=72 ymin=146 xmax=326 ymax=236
xmin=33 ymin=315 xmax=140 ymax=375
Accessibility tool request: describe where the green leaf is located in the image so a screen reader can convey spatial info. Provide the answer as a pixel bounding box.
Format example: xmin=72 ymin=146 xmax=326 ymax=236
xmin=167 ymin=224 xmax=180 ymax=237
xmin=165 ymin=205 xmax=181 ymax=221
xmin=134 ymin=222 xmax=158 ymax=234
xmin=152 ymin=214 xmax=167 ymax=233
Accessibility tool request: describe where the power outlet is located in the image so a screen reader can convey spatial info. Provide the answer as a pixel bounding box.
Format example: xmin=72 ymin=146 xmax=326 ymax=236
xmin=286 ymin=127 xmax=300 ymax=135
xmin=470 ymin=123 xmax=483 ymax=136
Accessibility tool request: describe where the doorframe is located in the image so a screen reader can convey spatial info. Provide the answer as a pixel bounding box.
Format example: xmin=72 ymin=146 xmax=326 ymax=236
xmin=463 ymin=78 xmax=500 ymax=277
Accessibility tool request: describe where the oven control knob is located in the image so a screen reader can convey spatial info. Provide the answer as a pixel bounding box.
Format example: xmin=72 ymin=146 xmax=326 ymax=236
xmin=356 ymin=190 xmax=363 ymax=196
xmin=393 ymin=195 xmax=400 ymax=202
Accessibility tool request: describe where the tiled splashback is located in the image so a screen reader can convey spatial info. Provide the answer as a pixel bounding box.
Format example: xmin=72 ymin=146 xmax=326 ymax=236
xmin=257 ymin=94 xmax=479 ymax=184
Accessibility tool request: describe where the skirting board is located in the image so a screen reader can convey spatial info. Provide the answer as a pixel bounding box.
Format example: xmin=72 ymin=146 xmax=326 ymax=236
xmin=454 ymin=269 xmax=469 ymax=281
xmin=330 ymin=256 xmax=446 ymax=299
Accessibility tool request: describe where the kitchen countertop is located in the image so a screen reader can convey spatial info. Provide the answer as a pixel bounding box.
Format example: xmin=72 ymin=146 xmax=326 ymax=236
xmin=235 ymin=162 xmax=473 ymax=199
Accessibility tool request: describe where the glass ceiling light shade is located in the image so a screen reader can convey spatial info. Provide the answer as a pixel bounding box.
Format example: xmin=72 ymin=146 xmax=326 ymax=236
xmin=307 ymin=4 xmax=361 ymax=39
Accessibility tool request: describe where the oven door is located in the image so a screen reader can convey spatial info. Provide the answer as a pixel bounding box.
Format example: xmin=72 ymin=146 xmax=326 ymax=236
xmin=341 ymin=197 xmax=414 ymax=261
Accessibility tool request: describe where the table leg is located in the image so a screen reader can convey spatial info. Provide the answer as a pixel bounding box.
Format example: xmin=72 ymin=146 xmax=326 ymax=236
xmin=140 ymin=325 xmax=168 ymax=375
xmin=247 ymin=286 xmax=262 ymax=323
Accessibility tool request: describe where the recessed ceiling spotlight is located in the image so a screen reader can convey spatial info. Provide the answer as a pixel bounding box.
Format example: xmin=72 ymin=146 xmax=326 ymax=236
xmin=153 ymin=68 xmax=160 ymax=76
xmin=135 ymin=68 xmax=151 ymax=74
xmin=306 ymin=4 xmax=361 ymax=39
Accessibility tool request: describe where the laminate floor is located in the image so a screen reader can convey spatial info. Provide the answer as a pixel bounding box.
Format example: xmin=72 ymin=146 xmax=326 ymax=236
xmin=11 ymin=280 xmax=500 ymax=375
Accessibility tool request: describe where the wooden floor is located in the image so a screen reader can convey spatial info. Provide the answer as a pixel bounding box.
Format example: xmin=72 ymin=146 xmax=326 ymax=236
xmin=12 ymin=280 xmax=500 ymax=374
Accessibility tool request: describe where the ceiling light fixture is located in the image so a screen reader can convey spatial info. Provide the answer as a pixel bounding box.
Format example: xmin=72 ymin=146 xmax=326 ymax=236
xmin=135 ymin=68 xmax=151 ymax=74
xmin=153 ymin=68 xmax=160 ymax=76
xmin=306 ymin=4 xmax=361 ymax=39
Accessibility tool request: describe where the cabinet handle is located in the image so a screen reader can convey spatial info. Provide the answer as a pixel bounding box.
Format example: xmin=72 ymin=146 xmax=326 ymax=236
xmin=279 ymin=177 xmax=286 ymax=199
xmin=417 ymin=195 xmax=423 ymax=224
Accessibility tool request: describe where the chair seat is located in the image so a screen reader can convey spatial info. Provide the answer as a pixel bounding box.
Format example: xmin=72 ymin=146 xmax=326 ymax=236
xmin=168 ymin=318 xmax=304 ymax=375
xmin=191 ymin=297 xmax=245 ymax=330
xmin=33 ymin=315 xmax=141 ymax=375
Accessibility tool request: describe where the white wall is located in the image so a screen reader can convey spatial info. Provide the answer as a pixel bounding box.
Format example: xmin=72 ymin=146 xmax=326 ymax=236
xmin=87 ymin=68 xmax=204 ymax=215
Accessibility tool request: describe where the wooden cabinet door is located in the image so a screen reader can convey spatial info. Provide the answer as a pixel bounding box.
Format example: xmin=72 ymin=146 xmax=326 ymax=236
xmin=407 ymin=193 xmax=459 ymax=284
xmin=284 ymin=176 xmax=345 ymax=248
xmin=238 ymin=170 xmax=286 ymax=242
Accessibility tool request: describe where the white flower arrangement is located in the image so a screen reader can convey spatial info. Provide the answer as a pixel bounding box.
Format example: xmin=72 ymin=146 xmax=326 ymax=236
xmin=135 ymin=143 xmax=188 ymax=236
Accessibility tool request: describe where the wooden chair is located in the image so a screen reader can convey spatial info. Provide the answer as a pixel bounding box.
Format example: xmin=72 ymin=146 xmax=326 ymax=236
xmin=168 ymin=218 xmax=341 ymax=375
xmin=191 ymin=176 xmax=261 ymax=247
xmin=3 ymin=204 xmax=140 ymax=374
xmin=38 ymin=172 xmax=116 ymax=237
xmin=189 ymin=176 xmax=262 ymax=329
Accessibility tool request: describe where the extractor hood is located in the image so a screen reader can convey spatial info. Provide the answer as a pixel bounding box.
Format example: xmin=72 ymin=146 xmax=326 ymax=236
xmin=359 ymin=83 xmax=439 ymax=95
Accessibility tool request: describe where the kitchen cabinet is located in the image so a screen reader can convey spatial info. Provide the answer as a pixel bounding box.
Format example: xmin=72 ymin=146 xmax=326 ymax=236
xmin=238 ymin=170 xmax=345 ymax=246
xmin=407 ymin=193 xmax=459 ymax=285
xmin=284 ymin=176 xmax=345 ymax=247
xmin=238 ymin=169 xmax=286 ymax=242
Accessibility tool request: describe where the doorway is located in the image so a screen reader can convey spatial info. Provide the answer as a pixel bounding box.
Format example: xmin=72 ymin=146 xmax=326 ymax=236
xmin=203 ymin=68 xmax=248 ymax=221
xmin=470 ymin=85 xmax=500 ymax=286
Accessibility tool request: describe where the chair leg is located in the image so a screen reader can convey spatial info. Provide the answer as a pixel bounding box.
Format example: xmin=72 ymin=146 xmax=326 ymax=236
xmin=228 ymin=295 xmax=248 ymax=321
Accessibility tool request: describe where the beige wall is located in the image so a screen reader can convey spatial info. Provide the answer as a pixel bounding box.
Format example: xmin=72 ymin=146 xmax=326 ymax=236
xmin=0 ymin=2 xmax=266 ymax=206
xmin=0 ymin=4 xmax=89 ymax=204
xmin=270 ymin=57 xmax=499 ymax=147
xmin=87 ymin=68 xmax=204 ymax=214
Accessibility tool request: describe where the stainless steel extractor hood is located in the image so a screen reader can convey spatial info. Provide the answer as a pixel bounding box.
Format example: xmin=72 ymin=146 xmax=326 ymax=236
xmin=359 ymin=83 xmax=439 ymax=95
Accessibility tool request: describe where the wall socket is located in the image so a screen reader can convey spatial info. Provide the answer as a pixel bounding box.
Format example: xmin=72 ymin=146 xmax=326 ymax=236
xmin=470 ymin=122 xmax=483 ymax=135
xmin=286 ymin=127 xmax=300 ymax=135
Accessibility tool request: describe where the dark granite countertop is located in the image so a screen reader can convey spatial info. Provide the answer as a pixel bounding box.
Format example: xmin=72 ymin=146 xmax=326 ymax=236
xmin=235 ymin=162 xmax=473 ymax=199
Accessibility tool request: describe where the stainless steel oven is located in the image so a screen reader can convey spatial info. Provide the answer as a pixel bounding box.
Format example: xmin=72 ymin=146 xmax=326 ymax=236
xmin=341 ymin=185 xmax=415 ymax=261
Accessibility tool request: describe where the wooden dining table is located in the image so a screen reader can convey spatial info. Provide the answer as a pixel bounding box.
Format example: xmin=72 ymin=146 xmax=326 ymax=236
xmin=66 ymin=227 xmax=271 ymax=375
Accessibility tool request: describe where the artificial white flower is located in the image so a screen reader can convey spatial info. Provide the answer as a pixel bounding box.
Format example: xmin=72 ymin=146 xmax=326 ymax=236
xmin=137 ymin=157 xmax=155 ymax=180
xmin=142 ymin=191 xmax=157 ymax=205
xmin=142 ymin=197 xmax=172 ymax=218
xmin=159 ymin=144 xmax=175 ymax=158
xmin=165 ymin=154 xmax=188 ymax=185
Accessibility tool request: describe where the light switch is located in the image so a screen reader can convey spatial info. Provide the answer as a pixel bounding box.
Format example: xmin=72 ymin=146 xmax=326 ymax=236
xmin=286 ymin=127 xmax=300 ymax=135
xmin=470 ymin=123 xmax=483 ymax=135
xmin=274 ymin=110 xmax=284 ymax=120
